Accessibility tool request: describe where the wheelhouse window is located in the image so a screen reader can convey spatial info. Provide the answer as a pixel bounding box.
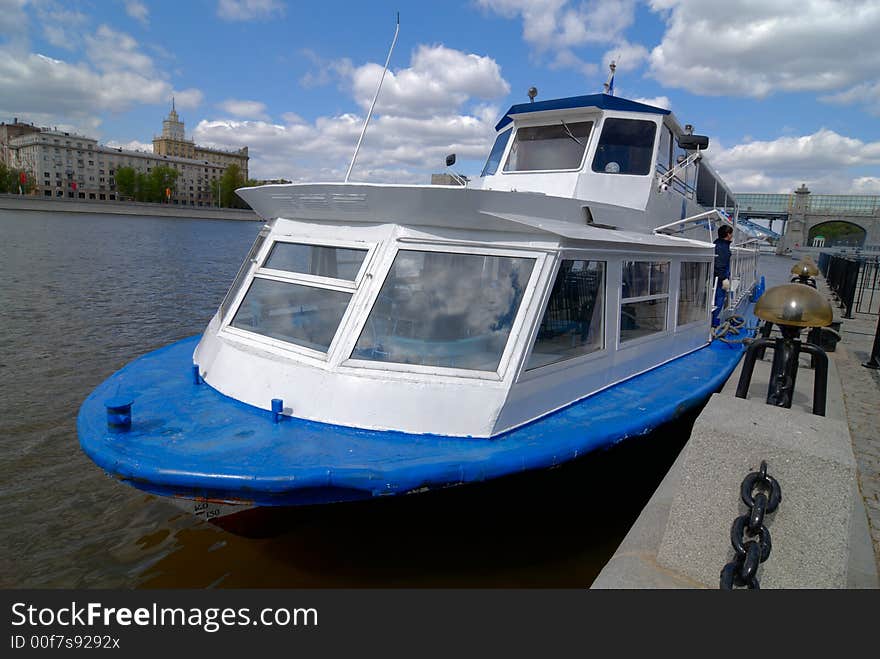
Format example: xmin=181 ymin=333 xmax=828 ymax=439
xmin=481 ymin=128 xmax=512 ymax=176
xmin=526 ymin=260 xmax=605 ymax=370
xmin=620 ymin=260 xmax=669 ymax=343
xmin=678 ymin=261 xmax=710 ymax=326
xmin=503 ymin=121 xmax=593 ymax=172
xmin=352 ymin=250 xmax=535 ymax=372
xmin=227 ymin=240 xmax=370 ymax=355
xmin=592 ymin=118 xmax=657 ymax=175
xmin=231 ymin=279 xmax=351 ymax=352
xmin=264 ymin=243 xmax=367 ymax=281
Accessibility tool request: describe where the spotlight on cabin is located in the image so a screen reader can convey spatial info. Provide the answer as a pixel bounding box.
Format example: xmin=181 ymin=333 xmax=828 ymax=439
xmin=528 ymin=87 xmax=538 ymax=102
xmin=736 ymin=284 xmax=833 ymax=416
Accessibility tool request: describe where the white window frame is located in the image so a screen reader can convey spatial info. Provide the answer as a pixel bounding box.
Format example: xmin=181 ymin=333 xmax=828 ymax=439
xmin=675 ymin=259 xmax=713 ymax=330
xmin=520 ymin=255 xmax=608 ymax=375
xmin=500 ymin=112 xmax=598 ymax=175
xmin=618 ymin=259 xmax=671 ymax=348
xmin=340 ymin=241 xmax=548 ymax=382
xmin=220 ymin=236 xmax=378 ymax=363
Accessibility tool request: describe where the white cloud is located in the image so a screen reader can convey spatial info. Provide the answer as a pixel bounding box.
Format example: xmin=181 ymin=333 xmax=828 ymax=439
xmin=820 ymin=81 xmax=880 ymax=116
xmin=710 ymin=129 xmax=880 ymax=193
xmin=218 ymin=98 xmax=270 ymax=120
xmin=850 ymin=177 xmax=880 ymax=193
xmin=0 ymin=0 xmax=28 ymax=42
xmin=172 ymin=88 xmax=204 ymax=110
xmin=348 ymin=44 xmax=509 ymax=117
xmin=632 ymin=95 xmax=671 ymax=109
xmin=648 ymin=0 xmax=880 ymax=98
xmin=198 ymin=45 xmax=510 ymax=182
xmin=105 ymin=139 xmax=153 ymax=152
xmin=85 ymin=24 xmax=154 ymax=75
xmin=124 ymin=0 xmax=149 ymax=26
xmin=477 ymin=0 xmax=637 ymax=50
xmin=602 ymin=41 xmax=648 ymax=72
xmin=217 ymin=0 xmax=285 ymax=22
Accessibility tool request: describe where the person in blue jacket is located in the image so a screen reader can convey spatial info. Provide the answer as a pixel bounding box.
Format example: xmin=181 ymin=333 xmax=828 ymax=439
xmin=712 ymin=225 xmax=733 ymax=327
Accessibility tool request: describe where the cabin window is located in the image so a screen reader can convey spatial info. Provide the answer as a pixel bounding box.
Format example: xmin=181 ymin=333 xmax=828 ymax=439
xmin=481 ymin=128 xmax=512 ymax=176
xmin=677 ymin=261 xmax=710 ymax=326
xmin=264 ymin=242 xmax=367 ymax=281
xmin=503 ymin=121 xmax=592 ymax=172
xmin=620 ymin=260 xmax=669 ymax=343
xmin=352 ymin=250 xmax=535 ymax=371
xmin=231 ymin=278 xmax=352 ymax=352
xmin=526 ymin=260 xmax=605 ymax=370
xmin=656 ymin=126 xmax=673 ymax=174
xmin=592 ymin=118 xmax=657 ymax=175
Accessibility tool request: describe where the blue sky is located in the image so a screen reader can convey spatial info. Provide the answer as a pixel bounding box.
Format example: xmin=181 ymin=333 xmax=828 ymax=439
xmin=1 ymin=0 xmax=879 ymax=193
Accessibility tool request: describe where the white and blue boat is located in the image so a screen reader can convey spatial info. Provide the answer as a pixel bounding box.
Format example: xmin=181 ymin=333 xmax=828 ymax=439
xmin=78 ymin=90 xmax=761 ymax=526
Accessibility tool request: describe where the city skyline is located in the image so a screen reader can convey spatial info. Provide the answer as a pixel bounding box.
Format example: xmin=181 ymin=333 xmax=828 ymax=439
xmin=1 ymin=0 xmax=878 ymax=192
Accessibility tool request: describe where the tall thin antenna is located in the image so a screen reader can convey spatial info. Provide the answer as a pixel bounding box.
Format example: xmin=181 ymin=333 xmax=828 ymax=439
xmin=344 ymin=13 xmax=400 ymax=183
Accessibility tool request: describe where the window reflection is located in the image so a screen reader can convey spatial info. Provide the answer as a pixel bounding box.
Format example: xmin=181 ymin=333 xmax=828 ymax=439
xmin=678 ymin=261 xmax=709 ymax=326
xmin=232 ymin=278 xmax=352 ymax=353
xmin=620 ymin=260 xmax=670 ymax=343
xmin=353 ymin=250 xmax=535 ymax=371
xmin=264 ymin=243 xmax=367 ymax=281
xmin=592 ymin=118 xmax=657 ymax=176
xmin=503 ymin=122 xmax=592 ymax=172
xmin=526 ymin=260 xmax=605 ymax=370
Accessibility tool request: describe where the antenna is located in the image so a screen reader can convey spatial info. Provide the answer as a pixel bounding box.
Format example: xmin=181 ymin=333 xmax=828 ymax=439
xmin=602 ymin=59 xmax=617 ymax=95
xmin=344 ymin=13 xmax=400 ymax=183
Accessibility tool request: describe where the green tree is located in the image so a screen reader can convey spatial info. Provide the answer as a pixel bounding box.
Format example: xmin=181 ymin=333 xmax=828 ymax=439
xmin=149 ymin=165 xmax=179 ymax=203
xmin=115 ymin=166 xmax=137 ymax=200
xmin=211 ymin=164 xmax=252 ymax=208
xmin=0 ymin=163 xmax=34 ymax=194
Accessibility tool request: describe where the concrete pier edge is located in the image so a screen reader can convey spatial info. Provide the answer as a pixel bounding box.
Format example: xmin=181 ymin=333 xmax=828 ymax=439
xmin=0 ymin=193 xmax=259 ymax=221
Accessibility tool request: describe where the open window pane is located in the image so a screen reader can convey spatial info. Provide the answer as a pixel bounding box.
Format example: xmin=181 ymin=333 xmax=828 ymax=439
xmin=592 ymin=118 xmax=657 ymax=175
xmin=481 ymin=129 xmax=511 ymax=176
xmin=503 ymin=121 xmax=592 ymax=172
xmin=232 ymin=278 xmax=352 ymax=352
xmin=678 ymin=261 xmax=709 ymax=325
xmin=264 ymin=242 xmax=367 ymax=281
xmin=353 ymin=250 xmax=535 ymax=372
xmin=620 ymin=299 xmax=667 ymax=342
xmin=526 ymin=260 xmax=605 ymax=370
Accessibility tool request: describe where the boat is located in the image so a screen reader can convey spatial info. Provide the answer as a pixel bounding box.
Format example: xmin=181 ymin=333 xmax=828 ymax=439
xmin=78 ymin=84 xmax=761 ymax=527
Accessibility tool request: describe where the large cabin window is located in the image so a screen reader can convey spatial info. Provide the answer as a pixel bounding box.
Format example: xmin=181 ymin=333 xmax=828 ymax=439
xmin=526 ymin=260 xmax=605 ymax=370
xmin=502 ymin=121 xmax=592 ymax=172
xmin=352 ymin=250 xmax=535 ymax=372
xmin=677 ymin=261 xmax=710 ymax=326
xmin=228 ymin=241 xmax=369 ymax=354
xmin=481 ymin=128 xmax=512 ymax=176
xmin=592 ymin=118 xmax=657 ymax=175
xmin=620 ymin=260 xmax=669 ymax=343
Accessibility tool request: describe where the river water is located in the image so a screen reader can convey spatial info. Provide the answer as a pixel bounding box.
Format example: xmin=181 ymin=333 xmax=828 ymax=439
xmin=0 ymin=209 xmax=695 ymax=588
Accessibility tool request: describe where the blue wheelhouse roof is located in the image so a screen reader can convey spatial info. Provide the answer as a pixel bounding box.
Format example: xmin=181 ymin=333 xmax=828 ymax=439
xmin=495 ymin=93 xmax=671 ymax=131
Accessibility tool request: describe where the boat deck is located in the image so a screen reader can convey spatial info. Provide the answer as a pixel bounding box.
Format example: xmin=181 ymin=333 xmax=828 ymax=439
xmin=78 ymin=306 xmax=757 ymax=507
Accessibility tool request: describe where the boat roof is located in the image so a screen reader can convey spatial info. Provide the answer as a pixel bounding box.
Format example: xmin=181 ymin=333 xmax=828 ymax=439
xmin=495 ymin=93 xmax=671 ymax=131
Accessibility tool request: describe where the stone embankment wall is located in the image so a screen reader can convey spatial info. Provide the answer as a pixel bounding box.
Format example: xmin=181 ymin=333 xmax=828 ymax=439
xmin=0 ymin=194 xmax=260 ymax=221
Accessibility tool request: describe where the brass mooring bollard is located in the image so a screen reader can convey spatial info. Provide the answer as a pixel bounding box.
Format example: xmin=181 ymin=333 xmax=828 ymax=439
xmin=735 ymin=284 xmax=833 ymax=416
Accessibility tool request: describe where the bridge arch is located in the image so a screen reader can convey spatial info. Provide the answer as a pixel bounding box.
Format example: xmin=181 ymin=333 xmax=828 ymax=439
xmin=807 ymin=220 xmax=867 ymax=248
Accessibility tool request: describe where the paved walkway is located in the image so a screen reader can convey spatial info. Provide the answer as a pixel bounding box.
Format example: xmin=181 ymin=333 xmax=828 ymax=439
xmin=817 ymin=276 xmax=880 ymax=564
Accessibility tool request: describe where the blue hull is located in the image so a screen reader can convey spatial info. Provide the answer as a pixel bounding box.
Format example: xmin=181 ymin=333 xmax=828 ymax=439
xmin=78 ymin=307 xmax=756 ymax=508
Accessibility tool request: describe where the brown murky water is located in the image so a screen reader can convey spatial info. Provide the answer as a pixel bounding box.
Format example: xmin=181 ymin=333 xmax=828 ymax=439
xmin=0 ymin=209 xmax=698 ymax=588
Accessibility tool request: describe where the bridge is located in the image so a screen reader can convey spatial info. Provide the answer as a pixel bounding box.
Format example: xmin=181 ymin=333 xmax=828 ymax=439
xmin=729 ymin=186 xmax=880 ymax=254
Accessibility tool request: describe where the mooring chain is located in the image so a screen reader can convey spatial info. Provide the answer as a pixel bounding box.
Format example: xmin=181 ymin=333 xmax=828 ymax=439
xmin=719 ymin=460 xmax=782 ymax=589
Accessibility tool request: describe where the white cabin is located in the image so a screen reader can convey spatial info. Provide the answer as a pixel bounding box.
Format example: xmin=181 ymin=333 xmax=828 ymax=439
xmin=193 ymin=95 xmax=747 ymax=439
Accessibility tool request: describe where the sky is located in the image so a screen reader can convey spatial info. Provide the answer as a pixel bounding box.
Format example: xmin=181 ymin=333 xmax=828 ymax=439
xmin=1 ymin=0 xmax=879 ymax=194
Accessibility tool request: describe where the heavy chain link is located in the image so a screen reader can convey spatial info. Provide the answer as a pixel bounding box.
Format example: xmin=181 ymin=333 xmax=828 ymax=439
xmin=720 ymin=460 xmax=782 ymax=589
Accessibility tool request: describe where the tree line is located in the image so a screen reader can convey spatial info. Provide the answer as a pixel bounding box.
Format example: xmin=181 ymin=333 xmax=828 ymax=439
xmin=115 ymin=163 xmax=258 ymax=207
xmin=0 ymin=163 xmax=34 ymax=194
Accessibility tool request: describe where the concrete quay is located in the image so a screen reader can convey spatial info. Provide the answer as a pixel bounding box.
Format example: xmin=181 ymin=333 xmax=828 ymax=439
xmin=0 ymin=193 xmax=259 ymax=221
xmin=592 ymin=255 xmax=880 ymax=588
